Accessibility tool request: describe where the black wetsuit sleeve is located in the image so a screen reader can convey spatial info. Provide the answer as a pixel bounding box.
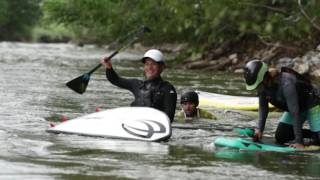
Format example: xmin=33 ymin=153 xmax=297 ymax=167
xmin=282 ymin=77 xmax=303 ymax=144
xmin=106 ymin=68 xmax=139 ymax=92
xmin=162 ymin=84 xmax=177 ymax=122
xmin=258 ymin=92 xmax=269 ymax=132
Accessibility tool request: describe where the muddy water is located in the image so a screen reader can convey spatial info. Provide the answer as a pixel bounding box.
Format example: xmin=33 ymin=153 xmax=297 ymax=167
xmin=0 ymin=42 xmax=319 ymax=179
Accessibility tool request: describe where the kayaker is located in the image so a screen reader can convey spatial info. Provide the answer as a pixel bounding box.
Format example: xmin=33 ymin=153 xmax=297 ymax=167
xmin=244 ymin=59 xmax=320 ymax=148
xmin=100 ymin=49 xmax=177 ymax=122
xmin=176 ymin=91 xmax=216 ymax=122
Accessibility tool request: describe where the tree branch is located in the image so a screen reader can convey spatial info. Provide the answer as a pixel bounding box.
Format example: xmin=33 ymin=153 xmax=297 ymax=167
xmin=240 ymin=2 xmax=289 ymax=16
xmin=258 ymin=36 xmax=300 ymax=51
xmin=297 ymin=0 xmax=320 ymax=32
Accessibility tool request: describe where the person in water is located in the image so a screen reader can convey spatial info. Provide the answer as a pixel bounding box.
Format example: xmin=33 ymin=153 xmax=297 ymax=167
xmin=176 ymin=91 xmax=216 ymax=122
xmin=244 ymin=59 xmax=320 ymax=148
xmin=100 ymin=49 xmax=177 ymax=122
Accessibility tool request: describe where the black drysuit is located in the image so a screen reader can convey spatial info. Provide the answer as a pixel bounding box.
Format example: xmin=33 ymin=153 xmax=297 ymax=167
xmin=257 ymin=72 xmax=320 ymax=144
xmin=106 ymin=68 xmax=177 ymax=122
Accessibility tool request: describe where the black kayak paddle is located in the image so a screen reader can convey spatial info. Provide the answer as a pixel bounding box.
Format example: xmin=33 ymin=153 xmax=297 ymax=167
xmin=66 ymin=26 xmax=151 ymax=94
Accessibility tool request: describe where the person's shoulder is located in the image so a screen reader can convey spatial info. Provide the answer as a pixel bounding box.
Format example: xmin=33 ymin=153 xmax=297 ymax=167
xmin=199 ymin=108 xmax=216 ymax=120
xmin=174 ymin=110 xmax=185 ymax=122
xmin=161 ymin=80 xmax=175 ymax=87
xmin=279 ymin=72 xmax=297 ymax=88
xmin=176 ymin=110 xmax=184 ymax=118
xmin=280 ymin=71 xmax=297 ymax=81
xmin=160 ymin=80 xmax=176 ymax=92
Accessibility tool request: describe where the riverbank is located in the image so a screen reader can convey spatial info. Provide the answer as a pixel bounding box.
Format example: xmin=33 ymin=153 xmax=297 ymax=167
xmin=130 ymin=39 xmax=320 ymax=79
xmin=5 ymin=38 xmax=320 ymax=79
xmin=180 ymin=38 xmax=320 ymax=78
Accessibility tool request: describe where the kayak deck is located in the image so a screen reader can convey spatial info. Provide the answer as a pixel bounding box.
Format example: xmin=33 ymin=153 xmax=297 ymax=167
xmin=214 ymin=137 xmax=320 ymax=152
xmin=197 ymin=90 xmax=274 ymax=111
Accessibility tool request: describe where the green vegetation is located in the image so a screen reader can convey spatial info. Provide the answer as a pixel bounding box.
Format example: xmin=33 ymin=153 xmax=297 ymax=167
xmin=1 ymin=0 xmax=320 ymax=51
xmin=40 ymin=0 xmax=320 ymax=47
xmin=32 ymin=23 xmax=72 ymax=42
xmin=0 ymin=0 xmax=41 ymax=41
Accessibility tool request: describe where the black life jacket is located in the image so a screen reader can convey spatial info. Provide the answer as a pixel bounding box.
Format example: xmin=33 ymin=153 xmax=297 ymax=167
xmin=280 ymin=67 xmax=311 ymax=85
xmin=131 ymin=79 xmax=167 ymax=109
xmin=281 ymin=67 xmax=320 ymax=99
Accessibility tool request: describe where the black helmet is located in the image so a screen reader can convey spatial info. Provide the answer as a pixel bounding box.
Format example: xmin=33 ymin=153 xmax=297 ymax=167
xmin=180 ymin=91 xmax=199 ymax=106
xmin=244 ymin=60 xmax=268 ymax=90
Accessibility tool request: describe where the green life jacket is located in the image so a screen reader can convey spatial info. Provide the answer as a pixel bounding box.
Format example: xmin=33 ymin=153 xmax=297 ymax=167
xmin=175 ymin=108 xmax=216 ymax=122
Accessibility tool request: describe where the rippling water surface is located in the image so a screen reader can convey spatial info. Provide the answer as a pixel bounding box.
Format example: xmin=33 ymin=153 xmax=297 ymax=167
xmin=0 ymin=42 xmax=319 ymax=179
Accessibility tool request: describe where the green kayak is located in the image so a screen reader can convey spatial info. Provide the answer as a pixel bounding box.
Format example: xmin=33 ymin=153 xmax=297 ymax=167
xmin=225 ymin=128 xmax=320 ymax=152
xmin=214 ymin=137 xmax=320 ymax=152
xmin=214 ymin=137 xmax=296 ymax=152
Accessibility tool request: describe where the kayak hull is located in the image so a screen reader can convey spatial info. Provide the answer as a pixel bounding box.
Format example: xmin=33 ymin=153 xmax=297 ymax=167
xmin=47 ymin=107 xmax=171 ymax=142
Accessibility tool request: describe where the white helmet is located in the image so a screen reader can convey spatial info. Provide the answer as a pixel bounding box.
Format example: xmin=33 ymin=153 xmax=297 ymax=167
xmin=142 ymin=49 xmax=165 ymax=64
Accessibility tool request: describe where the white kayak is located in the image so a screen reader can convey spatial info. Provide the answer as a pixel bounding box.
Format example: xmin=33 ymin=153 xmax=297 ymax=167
xmin=197 ymin=90 xmax=274 ymax=111
xmin=47 ymin=107 xmax=171 ymax=142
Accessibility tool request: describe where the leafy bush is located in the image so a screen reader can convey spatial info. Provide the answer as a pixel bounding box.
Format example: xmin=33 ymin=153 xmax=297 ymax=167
xmin=41 ymin=0 xmax=320 ymax=48
xmin=2 ymin=0 xmax=320 ymax=48
xmin=0 ymin=0 xmax=42 ymax=41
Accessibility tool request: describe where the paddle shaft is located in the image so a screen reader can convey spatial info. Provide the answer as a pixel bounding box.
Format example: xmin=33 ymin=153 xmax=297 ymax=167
xmin=86 ymin=26 xmax=150 ymax=75
xmin=66 ymin=26 xmax=151 ymax=94
xmin=88 ymin=51 xmax=118 ymax=75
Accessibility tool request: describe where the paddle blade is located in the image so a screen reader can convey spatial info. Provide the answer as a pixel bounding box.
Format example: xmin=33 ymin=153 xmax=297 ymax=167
xmin=233 ymin=128 xmax=254 ymax=137
xmin=66 ymin=73 xmax=90 ymax=94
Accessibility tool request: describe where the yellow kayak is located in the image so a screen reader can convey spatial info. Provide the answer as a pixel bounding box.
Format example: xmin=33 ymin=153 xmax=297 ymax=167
xmin=197 ymin=90 xmax=274 ymax=111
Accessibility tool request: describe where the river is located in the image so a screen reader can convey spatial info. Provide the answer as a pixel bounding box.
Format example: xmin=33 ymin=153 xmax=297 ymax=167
xmin=0 ymin=42 xmax=319 ymax=179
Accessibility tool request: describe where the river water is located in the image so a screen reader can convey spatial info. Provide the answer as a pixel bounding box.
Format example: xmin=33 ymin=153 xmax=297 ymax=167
xmin=0 ymin=42 xmax=319 ymax=180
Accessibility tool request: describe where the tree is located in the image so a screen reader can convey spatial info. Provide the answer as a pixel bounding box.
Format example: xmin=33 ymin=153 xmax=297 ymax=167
xmin=0 ymin=0 xmax=42 ymax=41
xmin=40 ymin=0 xmax=320 ymax=48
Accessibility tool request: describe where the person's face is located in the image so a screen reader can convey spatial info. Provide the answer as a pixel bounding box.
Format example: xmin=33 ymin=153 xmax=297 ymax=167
xmin=182 ymin=102 xmax=197 ymax=117
xmin=143 ymin=58 xmax=164 ymax=80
